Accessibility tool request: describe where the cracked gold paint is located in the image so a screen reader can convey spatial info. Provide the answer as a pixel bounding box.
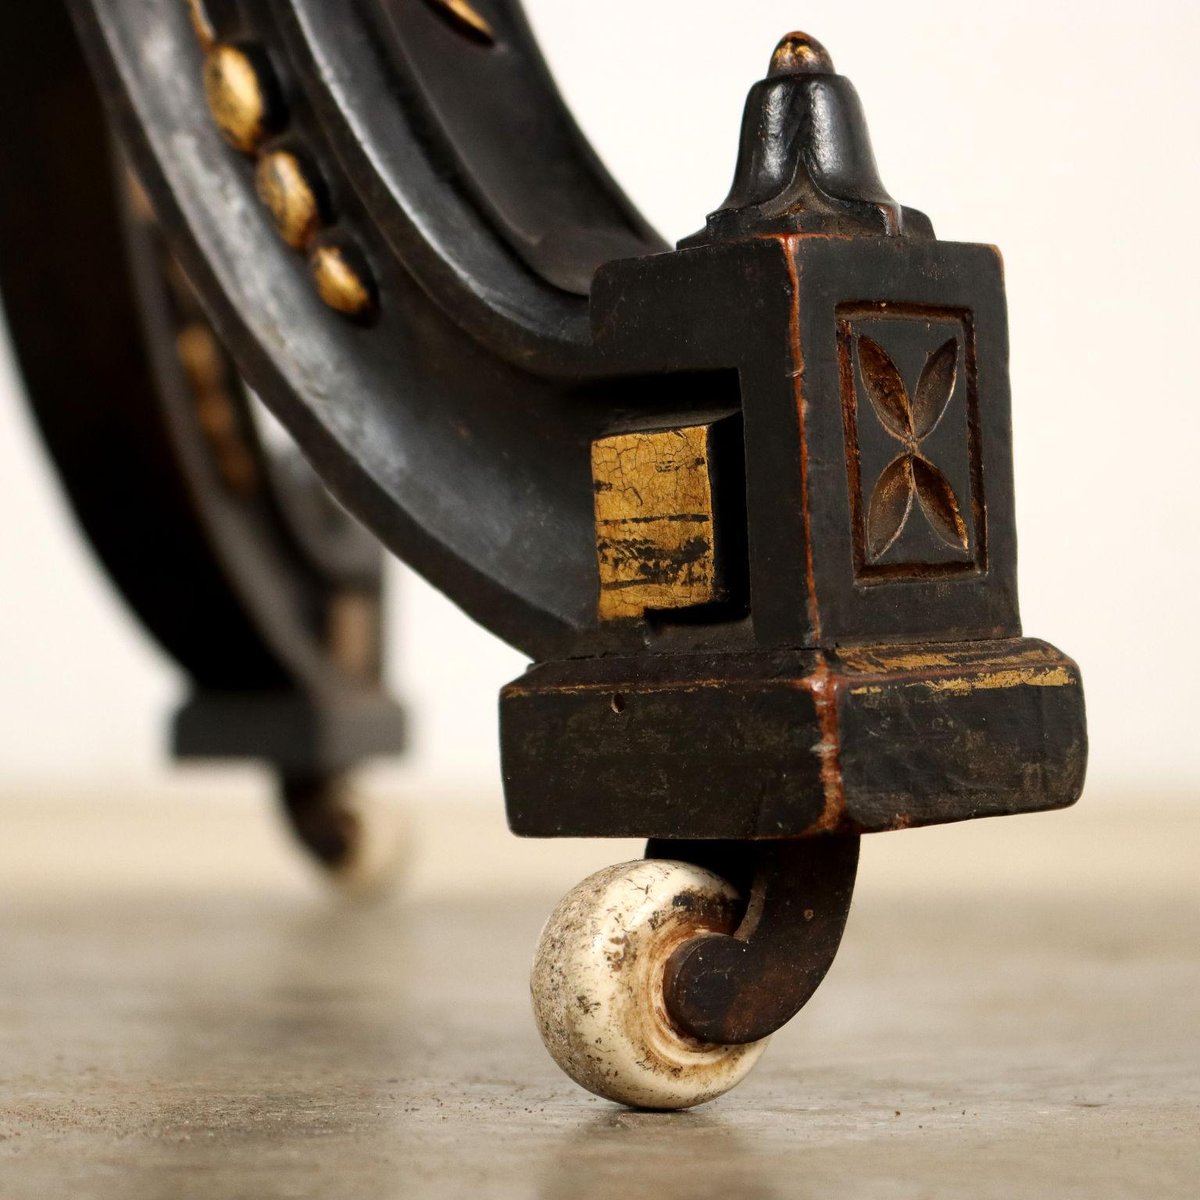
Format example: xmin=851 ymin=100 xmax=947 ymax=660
xmin=923 ymin=666 xmax=1073 ymax=695
xmin=592 ymin=425 xmax=718 ymax=620
xmin=836 ymin=642 xmax=1061 ymax=675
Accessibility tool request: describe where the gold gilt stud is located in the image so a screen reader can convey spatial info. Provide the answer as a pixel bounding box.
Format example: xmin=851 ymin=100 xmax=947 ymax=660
xmin=187 ymin=0 xmax=217 ymax=50
xmin=176 ymin=323 xmax=259 ymax=495
xmin=203 ymin=42 xmax=283 ymax=154
xmin=768 ymin=31 xmax=834 ymax=77
xmin=424 ymin=0 xmax=496 ymax=45
xmin=310 ymin=241 xmax=377 ymax=320
xmin=256 ymin=150 xmax=324 ymax=249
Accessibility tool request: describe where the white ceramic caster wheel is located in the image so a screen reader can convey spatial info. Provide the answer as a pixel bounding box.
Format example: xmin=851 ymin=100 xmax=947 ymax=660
xmin=531 ymin=859 xmax=769 ymax=1110
xmin=282 ymin=778 xmax=409 ymax=900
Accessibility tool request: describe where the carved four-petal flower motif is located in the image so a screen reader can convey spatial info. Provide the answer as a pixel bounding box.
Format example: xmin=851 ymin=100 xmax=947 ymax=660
xmin=857 ymin=335 xmax=969 ymax=560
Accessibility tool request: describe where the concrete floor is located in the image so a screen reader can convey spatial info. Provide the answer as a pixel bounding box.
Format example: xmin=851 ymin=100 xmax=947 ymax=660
xmin=0 ymin=784 xmax=1197 ymax=1198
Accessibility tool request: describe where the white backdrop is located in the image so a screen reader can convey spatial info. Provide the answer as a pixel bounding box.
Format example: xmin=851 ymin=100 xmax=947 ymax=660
xmin=1 ymin=1 xmax=1196 ymax=803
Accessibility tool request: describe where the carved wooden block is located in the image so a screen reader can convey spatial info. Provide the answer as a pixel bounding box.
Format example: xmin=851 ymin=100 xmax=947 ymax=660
xmin=502 ymin=638 xmax=1085 ymax=839
xmin=589 ymin=236 xmax=1017 ymax=647
xmin=788 ymin=238 xmax=1017 ymax=644
xmin=591 ymin=423 xmax=722 ymax=620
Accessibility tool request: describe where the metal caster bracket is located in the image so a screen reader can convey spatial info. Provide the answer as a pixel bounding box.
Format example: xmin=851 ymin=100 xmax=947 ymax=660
xmin=649 ymin=837 xmax=860 ymax=1046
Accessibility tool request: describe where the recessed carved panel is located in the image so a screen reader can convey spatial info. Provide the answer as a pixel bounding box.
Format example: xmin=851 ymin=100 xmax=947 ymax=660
xmin=838 ymin=305 xmax=985 ymax=583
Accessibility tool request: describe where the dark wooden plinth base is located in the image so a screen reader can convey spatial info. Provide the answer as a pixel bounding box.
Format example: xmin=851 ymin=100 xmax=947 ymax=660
xmin=501 ymin=639 xmax=1085 ymax=839
xmin=173 ymin=689 xmax=406 ymax=776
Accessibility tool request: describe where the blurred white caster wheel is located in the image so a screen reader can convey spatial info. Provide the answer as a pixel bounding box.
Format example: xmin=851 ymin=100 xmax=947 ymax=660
xmin=281 ymin=776 xmax=410 ymax=899
xmin=531 ymin=859 xmax=769 ymax=1110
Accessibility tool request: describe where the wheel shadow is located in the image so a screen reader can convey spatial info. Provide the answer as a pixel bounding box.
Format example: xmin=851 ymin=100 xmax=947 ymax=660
xmin=537 ymin=1111 xmax=785 ymax=1200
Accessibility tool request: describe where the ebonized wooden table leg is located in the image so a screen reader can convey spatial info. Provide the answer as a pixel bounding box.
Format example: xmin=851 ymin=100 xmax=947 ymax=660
xmin=0 ymin=4 xmax=407 ymax=888
xmin=2 ymin=4 xmax=1087 ymax=1107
